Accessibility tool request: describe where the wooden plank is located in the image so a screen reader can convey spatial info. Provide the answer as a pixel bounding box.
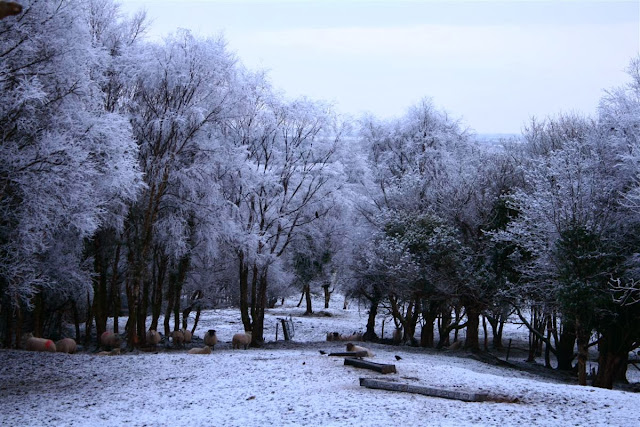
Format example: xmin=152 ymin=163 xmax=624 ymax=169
xmin=344 ymin=358 xmax=397 ymax=374
xmin=328 ymin=351 xmax=369 ymax=357
xmin=359 ymin=378 xmax=488 ymax=402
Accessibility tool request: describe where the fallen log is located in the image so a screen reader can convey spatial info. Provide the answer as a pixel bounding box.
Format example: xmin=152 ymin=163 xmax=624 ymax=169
xmin=359 ymin=378 xmax=488 ymax=402
xmin=328 ymin=351 xmax=369 ymax=357
xmin=345 ymin=358 xmax=397 ymax=374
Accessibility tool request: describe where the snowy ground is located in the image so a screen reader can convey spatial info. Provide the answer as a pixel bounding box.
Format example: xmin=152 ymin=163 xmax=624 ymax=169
xmin=1 ymin=297 xmax=638 ymax=426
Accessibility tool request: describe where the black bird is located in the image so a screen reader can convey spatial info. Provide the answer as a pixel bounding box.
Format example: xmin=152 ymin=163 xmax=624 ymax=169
xmin=394 ymin=355 xmax=402 ymax=361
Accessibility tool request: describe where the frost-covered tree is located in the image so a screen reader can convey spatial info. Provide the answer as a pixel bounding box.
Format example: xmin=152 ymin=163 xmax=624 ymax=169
xmin=589 ymin=57 xmax=640 ymax=388
xmin=223 ymin=88 xmax=343 ymax=344
xmin=0 ymin=0 xmax=142 ymax=344
xmin=498 ymin=112 xmax=638 ymax=386
xmin=122 ymin=30 xmax=239 ymax=346
xmin=357 ymin=99 xmax=494 ymax=349
xmin=78 ymin=0 xmax=149 ymax=341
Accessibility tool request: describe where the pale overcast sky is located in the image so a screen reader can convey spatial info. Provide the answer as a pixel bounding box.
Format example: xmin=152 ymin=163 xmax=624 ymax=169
xmin=119 ymin=0 xmax=639 ymax=134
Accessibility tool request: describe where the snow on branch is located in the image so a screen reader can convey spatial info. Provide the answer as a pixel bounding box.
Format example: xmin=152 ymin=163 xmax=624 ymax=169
xmin=610 ymin=277 xmax=640 ymax=306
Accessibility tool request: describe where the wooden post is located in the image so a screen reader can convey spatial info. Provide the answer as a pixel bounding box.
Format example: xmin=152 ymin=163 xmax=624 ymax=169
xmin=278 ymin=318 xmax=291 ymax=341
xmin=506 ymin=338 xmax=512 ymax=361
xmin=359 ymin=378 xmax=488 ymax=402
xmin=328 ymin=351 xmax=369 ymax=357
xmin=345 ymin=358 xmax=397 ymax=374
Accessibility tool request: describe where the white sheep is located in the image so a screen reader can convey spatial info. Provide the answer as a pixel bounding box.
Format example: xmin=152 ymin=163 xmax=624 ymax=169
xmin=171 ymin=330 xmax=185 ymax=347
xmin=55 ymin=338 xmax=77 ymax=354
xmin=187 ymin=346 xmax=212 ymax=355
xmin=146 ymin=330 xmax=161 ymax=346
xmin=232 ymin=331 xmax=252 ymax=350
xmin=96 ymin=348 xmax=120 ymax=356
xmin=346 ymin=342 xmax=374 ymax=357
xmin=100 ymin=331 xmax=121 ymax=350
xmin=25 ymin=337 xmax=56 ymax=353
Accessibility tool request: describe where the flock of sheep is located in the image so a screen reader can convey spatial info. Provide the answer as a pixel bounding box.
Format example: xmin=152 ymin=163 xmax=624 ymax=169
xmin=22 ymin=328 xmax=376 ymax=358
xmin=21 ymin=328 xmax=254 ymax=356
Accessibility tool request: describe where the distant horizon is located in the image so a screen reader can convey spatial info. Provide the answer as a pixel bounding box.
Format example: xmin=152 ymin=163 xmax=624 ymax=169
xmin=120 ymin=0 xmax=640 ymax=134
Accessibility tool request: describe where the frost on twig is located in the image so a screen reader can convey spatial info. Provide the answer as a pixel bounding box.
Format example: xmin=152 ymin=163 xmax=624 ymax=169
xmin=610 ymin=277 xmax=640 ymax=306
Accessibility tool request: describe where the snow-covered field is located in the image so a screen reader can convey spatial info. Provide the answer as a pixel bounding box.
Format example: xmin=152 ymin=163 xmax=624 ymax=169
xmin=1 ymin=297 xmax=638 ymax=426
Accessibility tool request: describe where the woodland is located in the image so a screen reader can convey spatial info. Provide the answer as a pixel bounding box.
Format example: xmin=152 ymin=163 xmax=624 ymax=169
xmin=1 ymin=0 xmax=639 ymax=391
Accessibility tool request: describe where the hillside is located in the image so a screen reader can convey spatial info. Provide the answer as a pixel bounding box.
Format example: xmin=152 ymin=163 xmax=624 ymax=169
xmin=0 ymin=297 xmax=638 ymax=426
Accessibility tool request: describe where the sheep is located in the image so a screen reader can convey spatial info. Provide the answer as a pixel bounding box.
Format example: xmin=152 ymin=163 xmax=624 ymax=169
xmin=182 ymin=329 xmax=192 ymax=344
xmin=146 ymin=330 xmax=161 ymax=346
xmin=343 ymin=333 xmax=364 ymax=341
xmin=346 ymin=342 xmax=374 ymax=357
xmin=55 ymin=338 xmax=77 ymax=354
xmin=25 ymin=337 xmax=57 ymax=353
xmin=326 ymin=332 xmax=363 ymax=342
xmin=20 ymin=332 xmax=34 ymax=348
xmin=171 ymin=330 xmax=185 ymax=347
xmin=326 ymin=332 xmax=341 ymax=341
xmin=100 ymin=331 xmax=121 ymax=350
xmin=203 ymin=330 xmax=218 ymax=349
xmin=96 ymin=348 xmax=120 ymax=356
xmin=0 ymin=2 xmax=22 ymax=20
xmin=448 ymin=340 xmax=463 ymax=351
xmin=187 ymin=346 xmax=212 ymax=355
xmin=232 ymin=331 xmax=252 ymax=350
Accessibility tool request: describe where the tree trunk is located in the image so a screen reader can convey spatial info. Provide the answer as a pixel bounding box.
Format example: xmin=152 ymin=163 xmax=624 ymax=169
xmin=250 ymin=269 xmax=268 ymax=346
xmin=150 ymin=251 xmax=167 ymax=331
xmin=527 ymin=308 xmax=538 ymax=363
xmin=496 ymin=317 xmax=505 ymax=349
xmin=109 ymin=243 xmax=122 ymax=334
xmin=437 ymin=308 xmax=452 ymax=348
xmin=575 ymin=319 xmax=589 ymax=386
xmin=486 ymin=311 xmax=506 ymax=350
xmin=464 ymin=305 xmax=480 ymax=352
xmin=556 ymin=319 xmax=576 ymax=371
xmin=14 ymin=304 xmax=23 ymax=349
xmin=545 ymin=322 xmax=552 ymax=368
xmin=304 ymin=284 xmax=313 ymax=315
xmin=71 ymin=299 xmax=80 ymax=343
xmin=171 ymin=255 xmax=189 ymax=334
xmin=420 ymin=302 xmax=438 ymax=348
xmin=191 ymin=307 xmax=201 ymax=335
xmin=84 ymin=291 xmax=93 ymax=345
xmin=250 ymin=262 xmax=258 ymax=325
xmin=137 ymin=277 xmax=150 ymax=347
xmin=33 ymin=292 xmax=44 ymax=338
xmin=238 ymin=252 xmax=251 ymax=333
xmin=363 ymin=298 xmax=380 ymax=342
xmin=482 ymin=316 xmax=488 ymax=351
xmin=405 ymin=299 xmax=420 ymax=345
xmin=173 ymin=285 xmax=180 ymax=333
xmin=389 ymin=295 xmax=419 ymax=345
xmin=163 ymin=271 xmax=175 ymax=338
xmin=593 ymin=328 xmax=631 ymax=389
xmin=322 ymin=284 xmax=332 ymax=309
xmin=453 ymin=306 xmax=461 ymax=342
xmin=125 ymin=247 xmax=140 ymax=349
xmin=92 ymin=237 xmax=108 ymax=341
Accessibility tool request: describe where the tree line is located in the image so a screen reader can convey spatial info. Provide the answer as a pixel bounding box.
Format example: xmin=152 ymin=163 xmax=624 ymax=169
xmin=1 ymin=0 xmax=639 ymax=390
